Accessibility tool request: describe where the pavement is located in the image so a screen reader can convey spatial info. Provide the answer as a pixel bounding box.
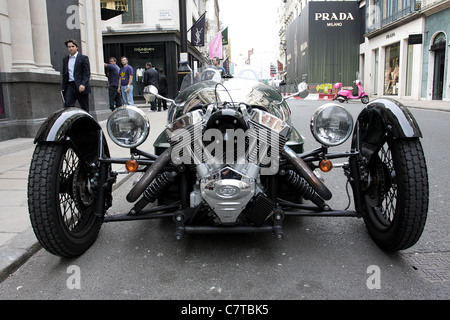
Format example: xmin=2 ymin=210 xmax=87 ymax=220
xmin=0 ymin=103 xmax=169 ymax=282
xmin=0 ymin=97 xmax=449 ymax=283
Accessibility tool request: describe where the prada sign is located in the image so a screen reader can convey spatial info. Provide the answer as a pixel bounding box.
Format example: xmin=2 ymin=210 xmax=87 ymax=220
xmin=314 ymin=12 xmax=355 ymax=27
xmin=313 ymin=5 xmax=357 ymax=28
xmin=314 ymin=12 xmax=355 ymax=21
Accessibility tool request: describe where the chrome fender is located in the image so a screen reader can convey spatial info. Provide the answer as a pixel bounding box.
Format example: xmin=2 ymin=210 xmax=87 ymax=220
xmin=34 ymin=108 xmax=110 ymax=163
xmin=352 ymin=98 xmax=422 ymax=159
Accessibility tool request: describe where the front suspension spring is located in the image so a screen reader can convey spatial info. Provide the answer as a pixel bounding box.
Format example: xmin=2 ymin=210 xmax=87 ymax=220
xmin=143 ymin=171 xmax=177 ymax=203
xmin=130 ymin=171 xmax=177 ymax=215
xmin=281 ymin=169 xmax=316 ymax=200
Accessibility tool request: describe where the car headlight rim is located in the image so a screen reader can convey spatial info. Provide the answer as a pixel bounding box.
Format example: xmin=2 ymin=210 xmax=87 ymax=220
xmin=310 ymin=103 xmax=353 ymax=147
xmin=107 ymin=105 xmax=150 ymax=148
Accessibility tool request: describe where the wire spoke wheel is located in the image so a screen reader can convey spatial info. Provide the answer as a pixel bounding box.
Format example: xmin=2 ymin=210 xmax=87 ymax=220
xmin=28 ymin=143 xmax=102 ymax=257
xmin=60 ymin=148 xmax=81 ymax=231
xmin=366 ymin=143 xmax=397 ymax=228
xmin=361 ymin=138 xmax=428 ymax=251
xmin=58 ymin=148 xmax=94 ymax=233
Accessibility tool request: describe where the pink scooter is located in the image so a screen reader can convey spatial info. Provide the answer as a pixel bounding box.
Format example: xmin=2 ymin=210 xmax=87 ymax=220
xmin=333 ymin=80 xmax=369 ymax=104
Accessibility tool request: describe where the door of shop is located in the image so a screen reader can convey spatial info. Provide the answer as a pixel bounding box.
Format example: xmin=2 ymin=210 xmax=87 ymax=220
xmin=432 ymin=48 xmax=445 ymax=100
xmin=431 ymin=32 xmax=446 ymax=100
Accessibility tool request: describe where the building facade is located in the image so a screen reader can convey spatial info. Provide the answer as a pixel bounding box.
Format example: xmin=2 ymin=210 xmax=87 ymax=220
xmin=278 ymin=0 xmax=364 ymax=88
xmin=0 ymin=0 xmax=221 ymax=141
xmin=279 ymin=0 xmax=449 ymax=101
xmin=361 ymin=0 xmax=449 ymax=101
xmin=0 ymin=0 xmax=110 ymax=141
xmin=101 ymin=0 xmax=220 ymax=99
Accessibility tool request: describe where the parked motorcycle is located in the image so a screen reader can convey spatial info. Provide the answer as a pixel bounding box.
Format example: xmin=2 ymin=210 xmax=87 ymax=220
xmin=28 ymin=66 xmax=428 ymax=257
xmin=334 ymin=80 xmax=369 ymax=104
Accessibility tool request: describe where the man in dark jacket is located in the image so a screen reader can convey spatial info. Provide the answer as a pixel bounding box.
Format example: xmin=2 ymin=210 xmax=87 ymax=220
xmin=143 ymin=62 xmax=159 ymax=111
xmin=157 ymin=69 xmax=169 ymax=111
xmin=61 ymin=39 xmax=91 ymax=112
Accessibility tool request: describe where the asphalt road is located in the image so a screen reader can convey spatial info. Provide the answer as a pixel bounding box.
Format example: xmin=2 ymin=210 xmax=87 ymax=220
xmin=0 ymin=100 xmax=448 ymax=303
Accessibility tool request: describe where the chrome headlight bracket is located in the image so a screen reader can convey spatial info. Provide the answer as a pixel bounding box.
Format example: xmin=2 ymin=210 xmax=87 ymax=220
xmin=310 ymin=103 xmax=353 ymax=147
xmin=107 ymin=106 xmax=150 ymax=148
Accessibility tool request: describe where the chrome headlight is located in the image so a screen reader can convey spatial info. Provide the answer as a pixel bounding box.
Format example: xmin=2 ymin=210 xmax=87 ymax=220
xmin=310 ymin=103 xmax=353 ymax=147
xmin=107 ymin=106 xmax=150 ymax=148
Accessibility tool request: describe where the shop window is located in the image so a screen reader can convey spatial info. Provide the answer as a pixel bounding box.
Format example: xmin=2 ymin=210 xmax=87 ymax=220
xmin=431 ymin=32 xmax=446 ymax=50
xmin=115 ymin=0 xmax=128 ymax=11
xmin=122 ymin=0 xmax=143 ymax=24
xmin=384 ymin=42 xmax=400 ymax=95
xmin=101 ymin=0 xmax=128 ymax=11
xmin=369 ymin=0 xmax=416 ymax=32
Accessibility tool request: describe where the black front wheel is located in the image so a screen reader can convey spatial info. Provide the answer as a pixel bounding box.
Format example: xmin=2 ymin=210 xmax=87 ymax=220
xmin=360 ymin=138 xmax=428 ymax=251
xmin=28 ymin=143 xmax=102 ymax=257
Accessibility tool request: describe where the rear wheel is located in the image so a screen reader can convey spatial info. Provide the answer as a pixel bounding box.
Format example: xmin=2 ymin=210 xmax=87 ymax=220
xmin=28 ymin=143 xmax=102 ymax=257
xmin=361 ymin=138 xmax=428 ymax=251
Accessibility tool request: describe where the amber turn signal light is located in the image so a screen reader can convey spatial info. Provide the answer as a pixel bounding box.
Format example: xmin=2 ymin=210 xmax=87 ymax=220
xmin=319 ymin=159 xmax=333 ymax=172
xmin=125 ymin=159 xmax=139 ymax=172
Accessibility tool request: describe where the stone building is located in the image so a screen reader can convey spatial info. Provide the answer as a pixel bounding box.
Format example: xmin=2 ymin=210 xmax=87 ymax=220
xmin=0 ymin=0 xmax=109 ymax=141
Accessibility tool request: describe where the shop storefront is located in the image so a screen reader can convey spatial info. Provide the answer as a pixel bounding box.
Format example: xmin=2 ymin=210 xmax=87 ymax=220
xmin=422 ymin=7 xmax=450 ymax=101
xmin=123 ymin=43 xmax=165 ymax=95
xmin=103 ymin=32 xmax=206 ymax=100
xmin=361 ymin=16 xmax=424 ymax=100
xmin=361 ymin=2 xmax=449 ymax=101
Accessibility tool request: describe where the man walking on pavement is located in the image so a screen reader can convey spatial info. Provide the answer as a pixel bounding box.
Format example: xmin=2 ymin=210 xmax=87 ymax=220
xmin=61 ymin=39 xmax=91 ymax=112
xmin=212 ymin=56 xmax=225 ymax=78
xmin=143 ymin=62 xmax=159 ymax=111
xmin=158 ymin=69 xmax=169 ymax=111
xmin=104 ymin=57 xmax=122 ymax=111
xmin=119 ymin=56 xmax=134 ymax=106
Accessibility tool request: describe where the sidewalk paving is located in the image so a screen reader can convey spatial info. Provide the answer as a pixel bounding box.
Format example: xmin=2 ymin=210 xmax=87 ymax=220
xmin=0 ymin=104 xmax=168 ymax=282
xmin=0 ymin=98 xmax=449 ymax=282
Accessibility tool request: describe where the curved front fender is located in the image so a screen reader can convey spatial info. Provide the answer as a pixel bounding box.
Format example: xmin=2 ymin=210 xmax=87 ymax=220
xmin=352 ymin=98 xmax=422 ymax=155
xmin=34 ymin=108 xmax=110 ymax=163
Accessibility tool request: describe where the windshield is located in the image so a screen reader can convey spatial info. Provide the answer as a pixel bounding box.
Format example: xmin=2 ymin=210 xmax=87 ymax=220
xmin=173 ymin=65 xmax=289 ymax=122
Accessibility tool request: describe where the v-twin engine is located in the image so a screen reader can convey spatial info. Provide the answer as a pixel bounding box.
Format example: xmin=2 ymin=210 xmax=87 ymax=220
xmin=166 ymin=104 xmax=290 ymax=225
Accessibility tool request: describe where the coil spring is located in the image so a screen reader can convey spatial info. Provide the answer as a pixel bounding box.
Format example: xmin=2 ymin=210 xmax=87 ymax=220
xmin=143 ymin=171 xmax=177 ymax=203
xmin=281 ymin=170 xmax=316 ymax=200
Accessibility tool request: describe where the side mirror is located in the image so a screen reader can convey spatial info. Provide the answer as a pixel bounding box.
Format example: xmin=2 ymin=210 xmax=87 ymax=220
xmin=144 ymin=85 xmax=178 ymax=107
xmin=143 ymin=85 xmax=157 ymax=102
xmin=281 ymin=82 xmax=309 ymax=101
xmin=148 ymin=85 xmax=158 ymax=95
xmin=297 ymin=82 xmax=309 ymax=99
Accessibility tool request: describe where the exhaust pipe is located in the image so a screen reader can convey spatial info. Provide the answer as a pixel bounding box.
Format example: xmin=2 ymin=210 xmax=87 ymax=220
xmin=126 ymin=147 xmax=173 ymax=203
xmin=282 ymin=145 xmax=332 ymax=200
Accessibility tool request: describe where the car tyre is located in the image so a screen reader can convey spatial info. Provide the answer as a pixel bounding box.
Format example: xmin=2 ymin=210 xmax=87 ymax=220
xmin=28 ymin=143 xmax=102 ymax=257
xmin=362 ymin=138 xmax=428 ymax=251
